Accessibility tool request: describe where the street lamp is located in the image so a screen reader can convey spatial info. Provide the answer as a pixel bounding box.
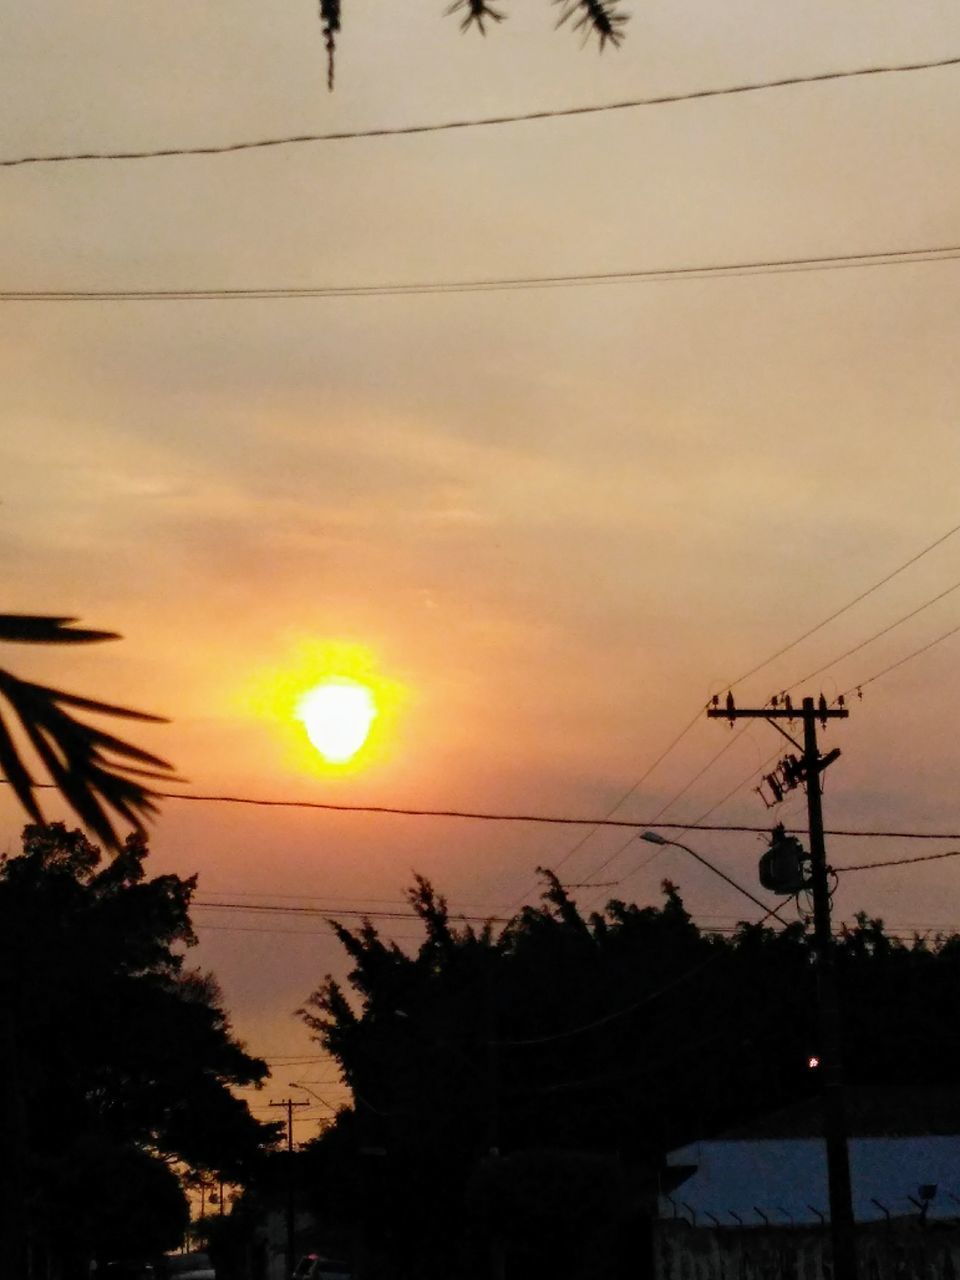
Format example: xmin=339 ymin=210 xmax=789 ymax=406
xmin=639 ymin=831 xmax=789 ymax=924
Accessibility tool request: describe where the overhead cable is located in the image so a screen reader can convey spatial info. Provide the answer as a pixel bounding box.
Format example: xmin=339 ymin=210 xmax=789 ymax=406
xmin=496 ymin=896 xmax=790 ymax=1047
xmin=3 ymin=243 xmax=960 ymax=303
xmin=5 ymin=776 xmax=960 ymax=839
xmin=694 ymin=611 xmax=960 ymax=837
xmin=836 ymin=849 xmax=960 ymax=872
xmin=503 ymin=702 xmax=706 ymax=911
xmin=784 ymin=574 xmax=960 ymax=693
xmin=839 ymin=617 xmax=960 ymax=700
xmin=599 ymin=548 xmax=960 ymax=896
xmin=3 ymin=53 xmax=958 ymax=168
xmin=577 ymin=727 xmax=767 ymax=902
xmin=607 ymin=617 xmax=960 ymax=895
xmin=719 ymin=519 xmax=960 ymax=694
xmin=193 ymin=898 xmax=511 ymax=923
xmin=564 ymin=517 xmax=960 ymax=900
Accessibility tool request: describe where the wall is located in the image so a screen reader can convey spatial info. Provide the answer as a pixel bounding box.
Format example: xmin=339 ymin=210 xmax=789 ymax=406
xmin=654 ymin=1218 xmax=960 ymax=1280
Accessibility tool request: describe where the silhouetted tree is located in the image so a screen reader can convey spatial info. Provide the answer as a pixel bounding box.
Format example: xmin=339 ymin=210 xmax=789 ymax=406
xmin=0 ymin=823 xmax=279 ymax=1279
xmin=0 ymin=614 xmax=177 ymax=850
xmin=298 ymin=871 xmax=960 ymax=1278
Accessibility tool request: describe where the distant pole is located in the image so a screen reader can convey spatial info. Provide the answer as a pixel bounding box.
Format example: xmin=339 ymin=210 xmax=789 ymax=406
xmin=1 ymin=1001 xmax=29 ymax=1280
xmin=271 ymin=1097 xmax=309 ymax=1280
xmin=708 ymin=694 xmax=857 ymax=1280
xmin=484 ymin=966 xmax=505 ymax=1280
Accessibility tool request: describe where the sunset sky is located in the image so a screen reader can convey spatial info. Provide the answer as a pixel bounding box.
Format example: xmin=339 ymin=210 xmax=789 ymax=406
xmin=3 ymin=0 xmax=960 ymax=1134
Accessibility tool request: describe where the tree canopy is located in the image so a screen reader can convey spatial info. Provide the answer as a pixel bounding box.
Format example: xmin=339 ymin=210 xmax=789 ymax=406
xmin=0 ymin=823 xmax=279 ymax=1278
xmin=295 ymin=870 xmax=960 ymax=1278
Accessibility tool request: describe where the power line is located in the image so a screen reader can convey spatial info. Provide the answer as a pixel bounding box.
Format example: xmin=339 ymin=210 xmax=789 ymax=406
xmin=604 ymin=618 xmax=960 ymax=893
xmin=572 ymin=518 xmax=960 ymax=898
xmin=836 ymin=849 xmax=960 ymax=872
xmin=580 ymin=740 xmax=783 ymax=909
xmin=719 ymin=519 xmax=960 ymax=694
xmin=576 ymin=724 xmax=759 ymax=898
xmin=263 ymin=1055 xmax=330 ymax=1062
xmin=4 ymin=53 xmax=957 ymax=168
xmin=199 ymin=886 xmax=507 ymax=911
xmin=503 ymin=703 xmax=706 ymax=912
xmin=202 ymin=912 xmax=960 ymax=943
xmin=193 ymin=848 xmax=960 ymax=940
xmin=839 ymin=617 xmax=960 ymax=700
xmin=595 ymin=566 xmax=960 ymax=892
xmin=784 ymin=574 xmax=960 ymax=693
xmin=196 ymin=830 xmax=784 ymax=925
xmin=646 ymin=723 xmax=755 ymax=823
xmin=193 ymin=899 xmax=509 ymax=923
xmin=6 ymin=776 xmax=960 ymax=839
xmin=3 ymin=243 xmax=959 ymax=303
xmin=197 ymin=922 xmax=434 ymax=939
xmin=195 ymin=842 xmax=960 ymax=929
xmin=683 ymin=611 xmax=960 ymax=837
xmin=496 ymin=896 xmax=790 ymax=1047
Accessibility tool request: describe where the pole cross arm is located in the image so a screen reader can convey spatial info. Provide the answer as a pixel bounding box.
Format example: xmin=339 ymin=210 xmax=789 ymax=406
xmin=706 ymin=708 xmax=849 ymax=720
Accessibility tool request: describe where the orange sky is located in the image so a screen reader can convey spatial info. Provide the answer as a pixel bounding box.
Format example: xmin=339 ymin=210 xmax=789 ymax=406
xmin=3 ymin=0 xmax=960 ymax=1134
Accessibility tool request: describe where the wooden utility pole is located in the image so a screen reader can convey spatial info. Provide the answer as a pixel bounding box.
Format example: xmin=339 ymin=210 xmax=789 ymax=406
xmin=271 ymin=1097 xmax=309 ymax=1280
xmin=708 ymin=694 xmax=857 ymax=1280
xmin=484 ymin=964 xmax=506 ymax=1280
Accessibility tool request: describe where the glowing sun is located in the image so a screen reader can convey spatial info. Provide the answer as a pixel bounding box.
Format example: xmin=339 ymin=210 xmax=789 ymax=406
xmin=296 ymin=679 xmax=378 ymax=764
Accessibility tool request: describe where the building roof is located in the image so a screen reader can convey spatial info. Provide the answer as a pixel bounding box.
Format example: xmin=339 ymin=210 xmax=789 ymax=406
xmin=661 ymin=1092 xmax=960 ymax=1228
xmin=720 ymin=1087 xmax=960 ymax=1140
xmin=662 ymin=1134 xmax=960 ymax=1226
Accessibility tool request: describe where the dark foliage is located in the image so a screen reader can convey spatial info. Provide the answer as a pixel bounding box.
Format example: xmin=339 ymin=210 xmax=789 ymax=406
xmin=447 ymin=0 xmax=507 ymax=36
xmin=296 ymin=871 xmax=960 ymax=1278
xmin=317 ymin=0 xmax=630 ymax=91
xmin=38 ymin=1136 xmax=189 ymax=1266
xmin=319 ymin=0 xmax=340 ymax=90
xmin=554 ymin=0 xmax=629 ymax=48
xmin=0 ymin=824 xmax=280 ymax=1276
xmin=0 ymin=613 xmax=178 ymax=850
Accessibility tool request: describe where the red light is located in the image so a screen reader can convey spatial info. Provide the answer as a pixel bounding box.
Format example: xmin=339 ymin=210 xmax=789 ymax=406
xmin=808 ymin=1056 xmax=820 ymax=1069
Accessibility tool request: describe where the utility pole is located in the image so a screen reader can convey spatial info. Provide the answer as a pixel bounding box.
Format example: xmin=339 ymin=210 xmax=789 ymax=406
xmin=708 ymin=694 xmax=857 ymax=1280
xmin=484 ymin=963 xmax=506 ymax=1280
xmin=271 ymin=1097 xmax=309 ymax=1280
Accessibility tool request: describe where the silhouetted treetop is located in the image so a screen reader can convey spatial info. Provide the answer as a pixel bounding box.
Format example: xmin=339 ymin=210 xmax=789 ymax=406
xmin=295 ymin=868 xmax=960 ymax=1277
xmin=0 ymin=823 xmax=279 ymax=1274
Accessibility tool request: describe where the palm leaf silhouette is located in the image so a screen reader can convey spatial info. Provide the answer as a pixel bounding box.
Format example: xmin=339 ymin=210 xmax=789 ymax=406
xmin=0 ymin=614 xmax=178 ymax=849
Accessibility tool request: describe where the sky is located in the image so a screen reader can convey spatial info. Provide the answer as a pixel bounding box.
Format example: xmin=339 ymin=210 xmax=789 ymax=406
xmin=2 ymin=0 xmax=960 ymax=1137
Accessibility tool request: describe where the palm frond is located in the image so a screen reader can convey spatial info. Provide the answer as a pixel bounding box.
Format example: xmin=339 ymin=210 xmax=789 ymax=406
xmin=554 ymin=0 xmax=629 ymax=48
xmin=0 ymin=615 xmax=120 ymax=644
xmin=446 ymin=0 xmax=506 ymax=35
xmin=319 ymin=0 xmax=341 ymax=91
xmin=0 ymin=614 xmax=178 ymax=850
xmin=0 ymin=704 xmax=42 ymax=823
